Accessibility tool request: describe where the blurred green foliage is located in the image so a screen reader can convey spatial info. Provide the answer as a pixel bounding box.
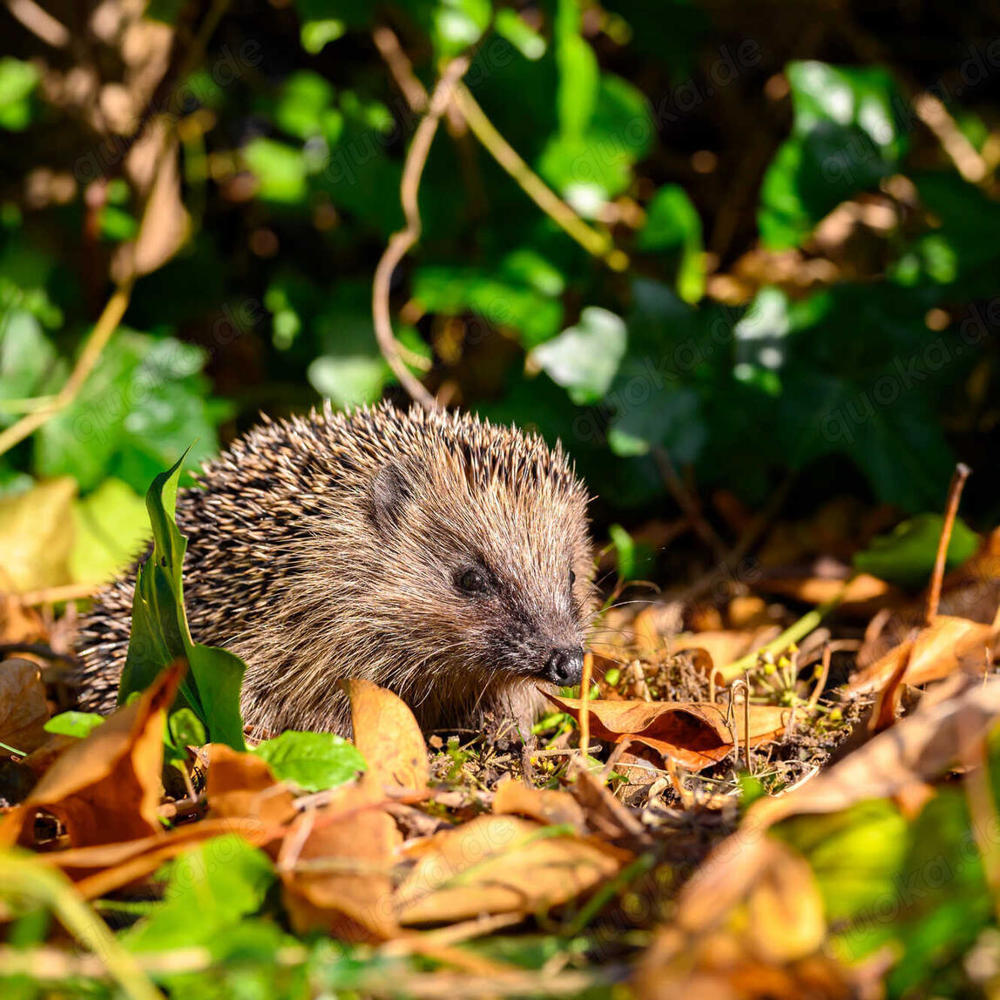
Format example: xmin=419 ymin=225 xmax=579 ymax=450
xmin=1 ymin=0 xmax=999 ymax=591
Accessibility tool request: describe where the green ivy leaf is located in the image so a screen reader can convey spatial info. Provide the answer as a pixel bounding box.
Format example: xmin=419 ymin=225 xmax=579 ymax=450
xmin=243 ymin=138 xmax=309 ymax=204
xmin=0 ymin=58 xmax=39 ymax=131
xmin=124 ymin=836 xmax=275 ymax=952
xmin=43 ymin=711 xmax=105 ymax=739
xmin=758 ymin=62 xmax=906 ymax=249
xmin=853 ymin=513 xmax=979 ymax=588
xmin=252 ymin=730 xmax=366 ymax=792
xmin=637 ymin=185 xmax=705 ymax=303
xmin=69 ymin=477 xmax=149 ymax=586
xmin=532 ymin=307 xmax=627 ymax=404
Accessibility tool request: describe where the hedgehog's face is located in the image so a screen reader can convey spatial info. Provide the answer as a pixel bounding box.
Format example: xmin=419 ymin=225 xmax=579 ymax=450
xmin=365 ymin=456 xmax=593 ymax=690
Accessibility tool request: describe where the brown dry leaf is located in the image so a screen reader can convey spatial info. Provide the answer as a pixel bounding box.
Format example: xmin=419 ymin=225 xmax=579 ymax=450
xmin=112 ymin=120 xmax=190 ymax=281
xmin=279 ymin=785 xmax=400 ymax=942
xmin=0 ymin=658 xmax=50 ymax=753
xmin=34 ymin=817 xmax=275 ymax=900
xmin=634 ymin=926 xmax=853 ymax=1000
xmin=756 ymin=572 xmax=901 ymax=614
xmin=745 ymin=843 xmax=826 ymax=963
xmin=395 ymin=813 xmax=630 ymax=925
xmin=751 ymin=674 xmax=1000 ymax=829
xmin=632 ymin=842 xmax=835 ymax=998
xmin=0 ymin=595 xmax=47 ymax=645
xmin=493 ymin=777 xmax=587 ymax=833
xmin=345 ymin=678 xmax=429 ymax=792
xmin=205 ymin=743 xmax=298 ymax=829
xmin=564 ymin=760 xmax=648 ymax=842
xmin=545 ymin=693 xmax=789 ymax=772
xmin=849 ymin=614 xmax=997 ymax=694
xmin=0 ymin=661 xmax=183 ymax=847
xmin=673 ymin=627 xmax=780 ymax=676
xmin=0 ymin=478 xmax=76 ymax=591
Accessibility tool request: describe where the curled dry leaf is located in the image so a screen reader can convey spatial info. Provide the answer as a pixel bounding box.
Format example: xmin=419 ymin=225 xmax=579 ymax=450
xmin=345 ymin=677 xmax=429 ymax=792
xmin=0 ymin=661 xmax=184 ymax=848
xmin=279 ymin=785 xmax=401 ymax=942
xmin=634 ymin=926 xmax=853 ymax=1000
xmin=395 ymin=813 xmax=631 ymax=925
xmin=205 ymin=742 xmax=298 ymax=829
xmin=673 ymin=627 xmax=781 ymax=676
xmin=46 ymin=817 xmax=274 ymax=900
xmin=492 ymin=777 xmax=587 ymax=833
xmin=849 ymin=614 xmax=997 ymax=695
xmin=0 ymin=658 xmax=50 ymax=754
xmin=673 ymin=674 xmax=1000 ymax=935
xmin=545 ymin=692 xmax=789 ymax=772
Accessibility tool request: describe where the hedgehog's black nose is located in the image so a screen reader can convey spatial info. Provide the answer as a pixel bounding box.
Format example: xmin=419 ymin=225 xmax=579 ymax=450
xmin=543 ymin=646 xmax=584 ymax=687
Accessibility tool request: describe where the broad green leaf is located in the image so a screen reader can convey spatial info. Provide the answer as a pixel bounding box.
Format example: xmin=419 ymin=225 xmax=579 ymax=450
xmin=758 ymin=62 xmax=905 ymax=249
xmin=538 ymin=74 xmax=653 ymax=209
xmin=607 ymin=386 xmax=706 ymax=464
xmin=125 ymin=836 xmax=275 ymax=952
xmin=413 ymin=262 xmax=564 ymax=348
xmin=252 ymin=730 xmax=366 ymax=792
xmin=243 ymin=138 xmax=309 ymax=204
xmin=853 ymin=513 xmax=979 ymax=588
xmin=637 ymin=185 xmax=705 ymax=303
xmin=532 ymin=307 xmax=627 ymax=404
xmin=308 ymin=354 xmax=387 ymax=407
xmin=118 ymin=453 xmax=246 ymax=751
xmin=43 ymin=711 xmax=105 ymax=739
xmin=34 ymin=332 xmax=221 ymax=494
xmin=0 ymin=58 xmax=39 ymax=131
xmin=69 ymin=478 xmax=149 ymax=585
xmin=0 ymin=309 xmax=56 ymax=425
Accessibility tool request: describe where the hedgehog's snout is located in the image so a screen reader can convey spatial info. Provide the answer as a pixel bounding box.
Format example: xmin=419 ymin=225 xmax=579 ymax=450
xmin=541 ymin=646 xmax=584 ymax=687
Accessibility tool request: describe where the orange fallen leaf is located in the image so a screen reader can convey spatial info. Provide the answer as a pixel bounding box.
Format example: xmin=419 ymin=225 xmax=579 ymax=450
xmin=849 ymin=614 xmax=997 ymax=695
xmin=545 ymin=693 xmax=789 ymax=772
xmin=395 ymin=814 xmax=630 ymax=925
xmin=345 ymin=678 xmax=429 ymax=793
xmin=47 ymin=817 xmax=277 ymax=900
xmin=673 ymin=628 xmax=780 ymax=673
xmin=493 ymin=777 xmax=587 ymax=833
xmin=0 ymin=657 xmax=50 ymax=754
xmin=279 ymin=785 xmax=400 ymax=942
xmin=0 ymin=661 xmax=185 ymax=848
xmin=205 ymin=743 xmax=298 ymax=829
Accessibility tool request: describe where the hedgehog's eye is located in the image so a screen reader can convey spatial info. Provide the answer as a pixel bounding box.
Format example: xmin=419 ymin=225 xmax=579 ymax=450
xmin=569 ymin=568 xmax=577 ymax=589
xmin=456 ymin=566 xmax=491 ymax=596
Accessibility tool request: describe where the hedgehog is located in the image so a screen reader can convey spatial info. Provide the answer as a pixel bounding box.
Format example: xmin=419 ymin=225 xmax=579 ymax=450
xmin=76 ymin=402 xmax=595 ymax=738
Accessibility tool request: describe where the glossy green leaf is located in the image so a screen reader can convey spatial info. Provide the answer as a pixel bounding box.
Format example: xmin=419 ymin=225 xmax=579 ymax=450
xmin=532 ymin=307 xmax=627 ymax=405
xmin=853 ymin=513 xmax=980 ymax=587
xmin=69 ymin=477 xmax=149 ymax=585
xmin=124 ymin=836 xmax=275 ymax=952
xmin=759 ymin=62 xmax=906 ymax=249
xmin=43 ymin=711 xmax=105 ymax=739
xmin=252 ymin=730 xmax=366 ymax=792
xmin=0 ymin=58 xmax=39 ymax=131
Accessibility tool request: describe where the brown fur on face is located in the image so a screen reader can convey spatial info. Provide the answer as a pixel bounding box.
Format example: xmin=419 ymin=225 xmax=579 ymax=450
xmin=76 ymin=403 xmax=595 ymax=738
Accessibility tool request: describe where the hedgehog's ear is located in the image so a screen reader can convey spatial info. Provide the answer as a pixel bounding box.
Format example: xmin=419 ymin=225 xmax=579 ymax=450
xmin=367 ymin=462 xmax=413 ymax=537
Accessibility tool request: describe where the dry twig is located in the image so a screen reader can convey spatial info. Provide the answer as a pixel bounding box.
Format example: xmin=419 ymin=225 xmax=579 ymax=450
xmin=372 ymin=56 xmax=472 ymax=410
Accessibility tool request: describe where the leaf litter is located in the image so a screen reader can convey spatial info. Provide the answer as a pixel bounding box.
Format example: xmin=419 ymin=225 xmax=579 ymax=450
xmin=1 ymin=462 xmax=999 ymax=997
